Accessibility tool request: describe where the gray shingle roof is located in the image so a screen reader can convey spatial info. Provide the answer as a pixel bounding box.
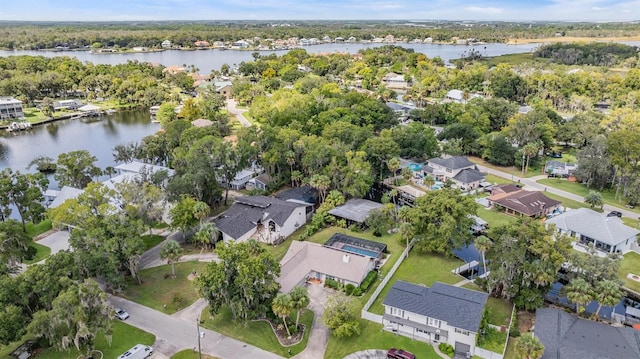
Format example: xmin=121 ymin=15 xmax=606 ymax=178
xmin=453 ymin=168 xmax=485 ymax=184
xmin=215 ymin=196 xmax=302 ymax=240
xmin=546 ymin=208 xmax=640 ymax=246
xmin=535 ymin=308 xmax=640 ymax=359
xmin=427 ymin=156 xmax=475 ymax=170
xmin=328 ymin=199 xmax=383 ymax=223
xmin=383 ymin=281 xmax=488 ymax=332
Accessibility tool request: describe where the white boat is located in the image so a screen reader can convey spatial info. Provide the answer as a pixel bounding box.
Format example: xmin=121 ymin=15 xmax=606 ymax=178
xmin=5 ymin=121 xmax=32 ymax=132
xmin=106 ymin=109 xmax=116 ymax=115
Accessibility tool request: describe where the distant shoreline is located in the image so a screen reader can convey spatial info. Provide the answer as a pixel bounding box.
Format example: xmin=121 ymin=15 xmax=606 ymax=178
xmin=506 ymin=35 xmax=640 ymax=44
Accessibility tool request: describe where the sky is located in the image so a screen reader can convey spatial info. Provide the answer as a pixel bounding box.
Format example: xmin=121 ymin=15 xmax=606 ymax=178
xmin=1 ymin=0 xmax=639 ymax=22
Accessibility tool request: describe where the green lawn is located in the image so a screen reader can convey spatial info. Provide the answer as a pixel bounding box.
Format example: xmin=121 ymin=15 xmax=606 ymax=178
xmin=172 ymin=349 xmax=219 ymax=359
xmin=23 ymin=241 xmax=51 ymax=264
xmin=538 ymin=178 xmax=638 ymax=214
xmin=478 ymin=327 xmax=508 ymax=354
xmin=369 ymin=252 xmax=463 ymax=315
xmin=26 ymin=220 xmax=52 ymax=238
xmin=484 ymin=174 xmax=517 ymax=185
xmin=325 ymin=319 xmax=441 ymax=359
xmin=621 ymin=217 xmax=639 ymax=228
xmin=479 ymin=52 xmax=542 ymax=67
xmin=504 ymin=336 xmax=523 ymax=359
xmin=476 ymin=204 xmax=518 ymax=228
xmin=486 ymin=297 xmax=513 ymax=327
xmin=36 ymin=320 xmax=155 ymax=359
xmin=200 ymin=306 xmax=313 ymax=357
xmin=468 ymin=157 xmax=541 ymax=178
xmin=152 ymin=221 xmax=170 ymax=229
xmin=142 ymin=234 xmax=165 ymax=250
xmin=122 ymin=261 xmax=206 ymax=314
xmin=619 ymin=252 xmax=640 ymax=293
xmin=542 ymin=191 xmax=599 ymax=212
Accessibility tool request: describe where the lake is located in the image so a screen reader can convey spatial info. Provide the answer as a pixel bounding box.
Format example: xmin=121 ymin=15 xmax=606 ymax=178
xmin=0 ymin=109 xmax=160 ymax=182
xmin=0 ymin=42 xmax=542 ymax=74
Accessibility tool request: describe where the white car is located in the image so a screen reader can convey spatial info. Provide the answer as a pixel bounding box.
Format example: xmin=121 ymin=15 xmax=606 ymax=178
xmin=114 ymin=308 xmax=130 ymax=320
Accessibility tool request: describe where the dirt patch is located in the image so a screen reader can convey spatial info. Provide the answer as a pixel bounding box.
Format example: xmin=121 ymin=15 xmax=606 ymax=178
xmin=187 ymin=272 xmax=198 ymax=281
xmin=517 ymin=311 xmax=536 ymax=333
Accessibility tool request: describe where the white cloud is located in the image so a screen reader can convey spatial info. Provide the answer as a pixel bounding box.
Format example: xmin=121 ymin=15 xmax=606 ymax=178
xmin=464 ymin=6 xmax=504 ymax=14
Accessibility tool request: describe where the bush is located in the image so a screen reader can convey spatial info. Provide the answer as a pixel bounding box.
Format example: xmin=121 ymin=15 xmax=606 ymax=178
xmin=324 ymin=278 xmax=341 ymax=290
xmin=24 ymin=246 xmax=38 ymax=260
xmin=344 ymin=283 xmax=355 ymax=295
xmin=348 ymin=224 xmax=361 ymax=232
xmin=359 ymin=270 xmax=378 ymax=292
xmin=352 ymin=287 xmax=363 ymax=296
xmin=509 ymin=328 xmax=521 ymax=337
xmin=438 ymin=343 xmax=454 ymax=357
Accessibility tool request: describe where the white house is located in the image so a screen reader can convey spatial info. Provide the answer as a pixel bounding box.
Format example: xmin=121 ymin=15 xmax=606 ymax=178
xmin=161 ymin=40 xmax=172 ymax=48
xmin=546 ymin=208 xmax=640 ymax=255
xmin=215 ymin=196 xmax=308 ymax=244
xmin=424 ymin=156 xmax=485 ymax=190
xmin=231 ymin=40 xmax=250 ymax=49
xmin=219 ymin=166 xmax=262 ymax=190
xmin=445 ymin=89 xmax=483 ymax=104
xmin=383 ymin=281 xmax=488 ymax=357
xmin=278 ymin=241 xmax=375 ymax=293
xmin=0 ymin=97 xmax=24 ymax=120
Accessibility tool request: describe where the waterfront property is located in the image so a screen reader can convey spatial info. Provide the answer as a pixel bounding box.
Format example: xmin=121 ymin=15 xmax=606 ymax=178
xmin=215 ymin=196 xmax=308 ymax=244
xmin=0 ymin=96 xmax=24 ymax=120
xmin=51 ymin=99 xmax=83 ymax=111
xmin=546 ymin=207 xmax=640 ymax=255
xmin=488 ymin=184 xmax=561 ymax=218
xmin=382 ymin=281 xmax=488 ymax=357
xmin=277 ymin=240 xmax=375 ymax=293
xmin=328 ymin=198 xmax=383 ymax=227
xmin=535 ymin=308 xmax=640 ymax=359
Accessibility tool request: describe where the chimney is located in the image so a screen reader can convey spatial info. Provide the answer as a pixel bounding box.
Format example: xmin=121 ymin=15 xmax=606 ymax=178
xmin=343 ymin=254 xmax=350 ymax=263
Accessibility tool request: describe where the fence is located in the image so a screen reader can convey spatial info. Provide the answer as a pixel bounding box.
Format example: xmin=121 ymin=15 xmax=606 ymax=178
xmin=361 ymin=240 xmax=413 ymax=321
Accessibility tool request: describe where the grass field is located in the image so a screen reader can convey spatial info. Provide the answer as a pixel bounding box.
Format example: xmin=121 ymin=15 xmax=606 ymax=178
xmin=478 ymin=328 xmax=508 ymax=354
xmin=26 ymin=220 xmax=52 ymax=238
xmin=36 ymin=320 xmax=155 ymax=359
xmin=122 ymin=261 xmax=206 ymax=314
xmin=172 ymin=349 xmax=219 ymax=359
xmin=538 ymin=178 xmax=638 ymax=214
xmin=480 ymin=52 xmax=542 ymax=67
xmin=369 ymin=252 xmax=463 ymax=315
xmin=23 ymin=241 xmax=51 ymax=264
xmin=325 ymin=319 xmax=441 ymax=359
xmin=468 ymin=157 xmax=542 ymax=178
xmin=484 ymin=174 xmax=517 ymax=185
xmin=486 ymin=297 xmax=514 ymax=327
xmin=24 ymin=220 xmax=54 ymax=264
xmin=141 ymin=234 xmax=165 ymax=250
xmin=619 ymin=252 xmax=640 ymax=293
xmin=476 ymin=204 xmax=518 ymax=228
xmin=200 ymin=306 xmax=313 ymax=357
xmin=541 ymin=191 xmax=599 ymax=212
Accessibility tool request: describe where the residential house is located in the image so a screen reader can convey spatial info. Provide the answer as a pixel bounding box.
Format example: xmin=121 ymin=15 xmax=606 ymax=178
xmin=535 ymin=308 xmax=640 ymax=359
xmin=214 ymin=81 xmax=233 ymax=99
xmin=544 ymin=160 xmax=577 ymax=177
xmin=231 ymin=40 xmax=250 ymax=49
xmin=48 ymin=186 xmax=85 ymax=209
xmin=219 ymin=165 xmax=262 ymax=190
xmin=382 ymin=281 xmax=488 ymax=357
xmin=194 ymin=40 xmax=210 ymax=48
xmin=424 ymin=156 xmax=486 ymax=190
xmin=161 ymin=40 xmax=172 ymax=48
xmin=382 ymin=72 xmax=411 ymax=90
xmin=215 ymin=196 xmax=307 ymax=244
xmin=328 ymin=199 xmax=383 ymax=226
xmin=115 ymin=160 xmax=174 ymax=178
xmin=278 ymin=241 xmax=375 ymax=293
xmin=488 ymin=184 xmax=561 ymax=218
xmin=51 ymin=99 xmax=83 ymax=111
xmin=0 ymin=97 xmax=24 ymax=120
xmin=246 ymin=173 xmax=272 ymax=191
xmin=386 ymin=102 xmax=417 ymax=117
xmin=445 ymin=89 xmax=482 ymax=104
xmin=275 ymin=186 xmax=318 ymax=219
xmin=546 ymin=208 xmax=640 ymax=255
xmin=191 ymin=118 xmax=213 ymax=128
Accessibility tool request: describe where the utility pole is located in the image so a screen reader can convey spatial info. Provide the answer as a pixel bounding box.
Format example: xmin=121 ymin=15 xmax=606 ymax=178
xmin=196 ymin=316 xmax=202 ymax=359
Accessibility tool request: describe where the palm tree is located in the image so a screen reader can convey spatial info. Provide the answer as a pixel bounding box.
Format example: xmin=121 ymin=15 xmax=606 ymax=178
xmin=565 ymin=278 xmax=593 ymax=315
xmin=309 ymin=174 xmax=330 ymax=203
xmin=584 ymin=190 xmax=603 ymax=209
xmin=515 ymin=335 xmax=544 ymax=359
xmin=387 ymin=157 xmax=401 ymax=185
xmin=291 ymin=170 xmax=303 ymax=187
xmin=593 ymin=280 xmax=623 ymax=319
xmin=159 ymin=239 xmax=183 ymax=277
xmin=474 ymin=235 xmax=491 ymax=277
xmin=289 ymin=286 xmax=310 ymax=329
xmin=399 ymin=221 xmax=413 ymax=258
xmin=272 ymin=293 xmax=293 ymax=337
xmin=194 ymin=222 xmax=220 ymax=252
xmin=423 ymin=175 xmax=435 ymax=189
xmin=192 ymin=201 xmax=210 ymax=227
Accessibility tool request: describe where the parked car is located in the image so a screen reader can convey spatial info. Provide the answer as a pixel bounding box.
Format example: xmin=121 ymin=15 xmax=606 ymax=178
xmin=114 ymin=308 xmax=130 ymax=320
xmin=387 ymin=348 xmax=416 ymax=359
xmin=607 ymin=211 xmax=623 ymax=218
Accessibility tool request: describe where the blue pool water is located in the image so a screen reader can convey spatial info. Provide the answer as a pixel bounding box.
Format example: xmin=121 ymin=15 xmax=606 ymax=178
xmin=341 ymin=245 xmax=380 ymax=258
xmin=408 ymin=163 xmax=423 ymax=171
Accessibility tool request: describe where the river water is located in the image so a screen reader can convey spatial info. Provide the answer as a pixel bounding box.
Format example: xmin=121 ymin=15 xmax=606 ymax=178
xmin=0 ymin=42 xmax=543 ymax=74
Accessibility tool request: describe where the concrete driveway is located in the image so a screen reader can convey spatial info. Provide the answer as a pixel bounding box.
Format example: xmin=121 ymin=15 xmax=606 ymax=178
xmin=292 ymin=283 xmax=332 ymax=359
xmin=36 ymin=230 xmax=70 ymax=254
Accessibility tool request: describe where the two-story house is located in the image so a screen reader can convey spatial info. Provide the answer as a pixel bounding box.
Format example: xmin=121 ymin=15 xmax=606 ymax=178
xmin=424 ymin=156 xmax=486 ymax=190
xmin=383 ymin=281 xmax=488 ymax=357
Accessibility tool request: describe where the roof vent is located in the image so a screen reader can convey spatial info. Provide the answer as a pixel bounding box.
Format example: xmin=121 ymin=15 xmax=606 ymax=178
xmin=343 ymin=254 xmax=350 ymax=263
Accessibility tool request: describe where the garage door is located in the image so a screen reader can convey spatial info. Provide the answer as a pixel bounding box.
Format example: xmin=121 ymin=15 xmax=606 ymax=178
xmin=454 ymin=341 xmax=470 ymax=356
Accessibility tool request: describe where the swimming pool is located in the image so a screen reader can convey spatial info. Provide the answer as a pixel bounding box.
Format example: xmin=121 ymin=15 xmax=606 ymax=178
xmin=408 ymin=163 xmax=423 ymax=171
xmin=341 ymin=244 xmax=380 ymax=258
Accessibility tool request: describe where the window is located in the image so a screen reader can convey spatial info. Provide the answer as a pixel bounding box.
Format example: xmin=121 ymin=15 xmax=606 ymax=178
xmin=455 ymin=328 xmax=469 ymax=336
xmin=428 ymin=318 xmax=440 ymax=328
xmin=446 ymin=168 xmax=452 ymax=173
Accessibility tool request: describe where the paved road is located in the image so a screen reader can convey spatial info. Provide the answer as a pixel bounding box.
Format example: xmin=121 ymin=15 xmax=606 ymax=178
xmin=478 ymin=165 xmax=640 ymax=219
xmin=226 ymin=99 xmax=252 ymax=127
xmin=110 ymin=296 xmax=284 ymax=359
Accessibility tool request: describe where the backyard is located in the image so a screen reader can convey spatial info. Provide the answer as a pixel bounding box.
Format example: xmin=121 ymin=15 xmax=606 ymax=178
xmin=538 ymin=178 xmax=639 ymax=214
xmin=122 ymin=261 xmax=206 ymax=314
xmin=619 ymin=252 xmax=640 ymax=293
xmin=199 ymin=306 xmax=314 ymax=357
xmin=35 ymin=320 xmax=155 ymax=359
xmin=476 ymin=204 xmax=518 ymax=228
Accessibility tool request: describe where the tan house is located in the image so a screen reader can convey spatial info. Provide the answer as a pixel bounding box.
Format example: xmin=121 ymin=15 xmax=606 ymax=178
xmin=278 ymin=241 xmax=375 ymax=293
xmin=488 ymin=184 xmax=561 ymax=218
